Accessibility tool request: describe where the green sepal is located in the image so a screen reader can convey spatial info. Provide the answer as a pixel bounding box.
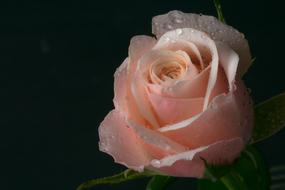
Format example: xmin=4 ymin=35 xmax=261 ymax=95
xmin=146 ymin=175 xmax=175 ymax=190
xmin=198 ymin=145 xmax=270 ymax=190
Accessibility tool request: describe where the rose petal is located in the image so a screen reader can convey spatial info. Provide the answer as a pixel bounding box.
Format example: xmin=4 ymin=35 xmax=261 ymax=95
xmin=148 ymin=91 xmax=204 ymax=125
xmin=216 ymin=42 xmax=239 ymax=91
xmin=148 ymin=67 xmax=209 ymax=98
xmin=128 ymin=35 xmax=157 ymax=75
xmin=149 ymin=138 xmax=243 ymax=177
xmin=158 ymin=79 xmax=253 ymax=148
xmin=155 ymin=40 xmax=205 ymax=70
xmin=152 ymin=10 xmax=251 ymax=75
xmin=98 ymin=110 xmax=151 ymax=171
xmin=131 ymin=49 xmax=195 ymax=129
xmin=113 ymin=58 xmax=146 ymax=125
xmin=113 ymin=57 xmax=129 ymax=113
xmin=127 ymin=120 xmax=187 ymax=159
xmin=154 ymin=66 xmax=227 ymax=100
xmin=153 ymin=28 xmax=219 ymax=110
xmin=113 ymin=36 xmax=156 ymax=125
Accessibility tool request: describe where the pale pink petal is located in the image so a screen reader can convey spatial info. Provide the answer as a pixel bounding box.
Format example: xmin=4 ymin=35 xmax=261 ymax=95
xmin=155 ymin=40 xmax=205 ymax=70
xmin=128 ymin=35 xmax=157 ymax=75
xmin=131 ymin=50 xmax=194 ymax=129
xmin=157 ymin=65 xmax=227 ymax=100
xmin=148 ymin=91 xmax=204 ymax=125
xmin=209 ymin=65 xmax=229 ymax=101
xmin=149 ymin=138 xmax=243 ymax=177
xmin=153 ymin=28 xmax=219 ymax=110
xmin=216 ymin=42 xmax=239 ymax=90
xmin=152 ymin=67 xmax=210 ymax=98
xmin=113 ymin=36 xmax=156 ymax=126
xmin=158 ymin=79 xmax=253 ymax=148
xmin=127 ymin=120 xmax=187 ymax=159
xmin=152 ymin=11 xmax=251 ymax=75
xmin=98 ymin=110 xmax=151 ymax=171
xmin=113 ymin=58 xmax=146 ymax=125
xmin=113 ymin=58 xmax=129 ymax=113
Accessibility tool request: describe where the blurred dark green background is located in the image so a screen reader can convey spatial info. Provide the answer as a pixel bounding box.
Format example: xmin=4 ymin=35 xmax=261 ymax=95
xmin=1 ymin=0 xmax=285 ymax=190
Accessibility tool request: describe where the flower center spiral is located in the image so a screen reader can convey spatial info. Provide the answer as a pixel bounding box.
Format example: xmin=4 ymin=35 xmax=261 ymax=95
xmin=152 ymin=61 xmax=186 ymax=83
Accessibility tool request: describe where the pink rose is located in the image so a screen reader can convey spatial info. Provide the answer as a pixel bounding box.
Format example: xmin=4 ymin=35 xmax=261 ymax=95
xmin=99 ymin=11 xmax=254 ymax=177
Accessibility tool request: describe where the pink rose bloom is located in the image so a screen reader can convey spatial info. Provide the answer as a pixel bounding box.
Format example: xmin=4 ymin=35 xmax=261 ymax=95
xmin=99 ymin=11 xmax=254 ymax=178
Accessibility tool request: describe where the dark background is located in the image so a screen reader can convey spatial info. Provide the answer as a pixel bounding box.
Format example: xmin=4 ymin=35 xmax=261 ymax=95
xmin=1 ymin=0 xmax=285 ymax=190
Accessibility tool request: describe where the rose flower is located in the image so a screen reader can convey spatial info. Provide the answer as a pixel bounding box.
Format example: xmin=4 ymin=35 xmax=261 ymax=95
xmin=98 ymin=11 xmax=253 ymax=177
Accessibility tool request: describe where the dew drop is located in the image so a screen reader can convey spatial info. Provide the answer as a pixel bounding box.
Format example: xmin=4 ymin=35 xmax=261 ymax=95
xmin=169 ymin=11 xmax=185 ymax=23
xmin=174 ymin=18 xmax=183 ymax=23
xmin=163 ymin=23 xmax=173 ymax=30
xmin=151 ymin=159 xmax=161 ymax=167
xmin=165 ymin=37 xmax=170 ymax=42
xmin=99 ymin=142 xmax=109 ymax=151
xmin=153 ymin=21 xmax=159 ymax=26
xmin=176 ymin=28 xmax=183 ymax=35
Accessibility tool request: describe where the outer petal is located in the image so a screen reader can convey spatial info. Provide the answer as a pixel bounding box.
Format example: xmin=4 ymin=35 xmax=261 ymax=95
xmin=152 ymin=10 xmax=251 ymax=75
xmin=158 ymin=44 xmax=253 ymax=147
xmin=114 ymin=36 xmax=157 ymax=125
xmin=158 ymin=80 xmax=253 ymax=148
xmin=99 ymin=110 xmax=188 ymax=172
xmin=128 ymin=35 xmax=157 ymax=75
xmin=113 ymin=58 xmax=129 ymax=113
xmin=98 ymin=110 xmax=151 ymax=171
xmin=127 ymin=120 xmax=187 ymax=159
xmin=149 ymin=138 xmax=243 ymax=177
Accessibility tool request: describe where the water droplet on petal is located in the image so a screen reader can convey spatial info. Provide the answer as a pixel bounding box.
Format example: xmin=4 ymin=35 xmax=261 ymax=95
xmin=176 ymin=29 xmax=183 ymax=35
xmin=151 ymin=159 xmax=161 ymax=167
xmin=169 ymin=11 xmax=185 ymax=24
xmin=165 ymin=37 xmax=170 ymax=42
xmin=163 ymin=23 xmax=173 ymax=30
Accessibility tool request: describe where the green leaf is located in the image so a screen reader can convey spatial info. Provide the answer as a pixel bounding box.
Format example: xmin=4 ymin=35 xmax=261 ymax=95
xmin=76 ymin=169 xmax=156 ymax=190
xmin=213 ymin=0 xmax=226 ymax=23
xmin=251 ymin=93 xmax=285 ymax=143
xmin=146 ymin=175 xmax=175 ymax=190
xmin=198 ymin=145 xmax=270 ymax=190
